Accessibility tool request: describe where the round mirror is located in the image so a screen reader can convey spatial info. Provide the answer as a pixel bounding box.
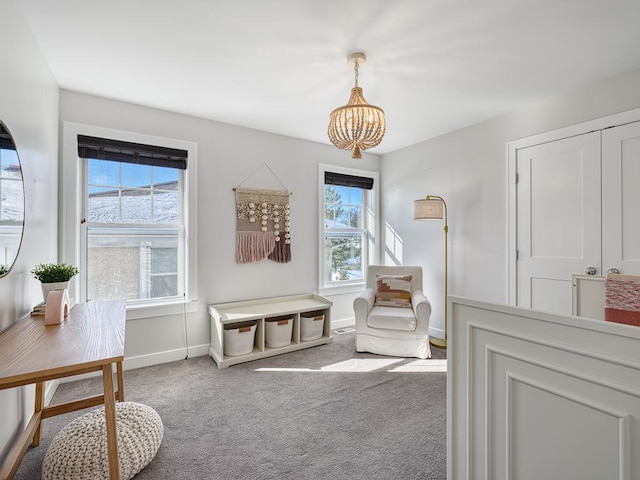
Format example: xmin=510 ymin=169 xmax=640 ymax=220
xmin=0 ymin=121 xmax=25 ymax=277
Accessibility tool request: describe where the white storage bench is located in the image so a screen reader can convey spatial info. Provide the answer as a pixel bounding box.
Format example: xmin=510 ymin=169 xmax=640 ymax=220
xmin=209 ymin=294 xmax=333 ymax=368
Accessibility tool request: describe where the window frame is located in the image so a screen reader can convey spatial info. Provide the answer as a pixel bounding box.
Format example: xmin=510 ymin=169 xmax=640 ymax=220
xmin=62 ymin=122 xmax=198 ymax=315
xmin=81 ymin=155 xmax=185 ymax=303
xmin=0 ymin=145 xmax=23 ymax=268
xmin=318 ymin=164 xmax=379 ymax=294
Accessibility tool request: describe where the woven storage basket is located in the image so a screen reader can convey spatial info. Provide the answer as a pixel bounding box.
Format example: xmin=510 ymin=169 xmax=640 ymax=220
xmin=223 ymin=320 xmax=257 ymax=356
xmin=265 ymin=316 xmax=293 ymax=348
xmin=300 ymin=311 xmax=325 ymax=341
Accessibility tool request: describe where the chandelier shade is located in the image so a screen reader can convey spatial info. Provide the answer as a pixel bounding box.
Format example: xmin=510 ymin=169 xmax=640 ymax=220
xmin=327 ymin=53 xmax=386 ymax=159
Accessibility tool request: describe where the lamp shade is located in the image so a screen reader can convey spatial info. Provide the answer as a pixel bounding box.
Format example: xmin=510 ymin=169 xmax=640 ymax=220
xmin=414 ymin=198 xmax=444 ymax=220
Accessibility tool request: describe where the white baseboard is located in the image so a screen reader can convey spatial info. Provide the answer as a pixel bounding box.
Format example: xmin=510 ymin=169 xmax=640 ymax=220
xmin=124 ymin=343 xmax=210 ymax=371
xmin=45 ymin=380 xmax=60 ymax=405
xmin=123 ymin=347 xmax=187 ymax=371
xmin=429 ymin=326 xmax=445 ymax=339
xmin=186 ymin=343 xmax=210 ymax=358
xmin=331 ymin=317 xmax=355 ymax=330
xmin=57 ymin=344 xmax=211 ymax=385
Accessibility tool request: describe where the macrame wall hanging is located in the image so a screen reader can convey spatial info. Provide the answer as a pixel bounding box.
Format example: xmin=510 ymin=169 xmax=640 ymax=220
xmin=234 ymin=164 xmax=292 ymax=264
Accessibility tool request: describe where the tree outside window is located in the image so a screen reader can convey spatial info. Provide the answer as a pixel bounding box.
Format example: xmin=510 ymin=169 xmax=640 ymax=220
xmin=324 ymin=184 xmax=365 ymax=283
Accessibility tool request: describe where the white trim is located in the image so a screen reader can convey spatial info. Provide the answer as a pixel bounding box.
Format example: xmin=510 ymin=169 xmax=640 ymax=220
xmin=506 ymin=107 xmax=640 ymax=305
xmin=318 ymin=163 xmax=380 ymax=290
xmin=58 ymin=343 xmax=211 ymax=384
xmin=61 ymin=122 xmax=198 ymax=304
xmin=508 ymin=107 xmax=640 ymax=151
xmin=123 ymin=343 xmax=210 ymax=370
xmin=429 ymin=324 xmax=445 ymax=339
xmin=331 ymin=316 xmax=355 ymax=330
xmin=186 ymin=343 xmax=211 ymax=358
xmin=45 ymin=380 xmax=59 ymax=405
xmin=507 ymin=140 xmax=517 ymax=306
xmin=318 ymin=282 xmax=365 ymax=297
xmin=126 ymin=299 xmax=199 ymax=320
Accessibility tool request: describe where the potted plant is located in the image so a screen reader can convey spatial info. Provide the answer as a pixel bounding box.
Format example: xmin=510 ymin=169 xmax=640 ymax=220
xmin=31 ymin=262 xmax=79 ymax=301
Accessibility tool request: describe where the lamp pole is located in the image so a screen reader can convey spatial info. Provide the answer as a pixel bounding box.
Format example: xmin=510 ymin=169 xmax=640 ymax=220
xmin=427 ymin=195 xmax=448 ymax=349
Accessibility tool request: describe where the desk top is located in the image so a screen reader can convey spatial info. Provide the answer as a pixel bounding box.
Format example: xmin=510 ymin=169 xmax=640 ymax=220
xmin=0 ymin=300 xmax=126 ymax=389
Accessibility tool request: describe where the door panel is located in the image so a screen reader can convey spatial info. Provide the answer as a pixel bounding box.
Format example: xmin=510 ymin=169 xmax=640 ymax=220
xmin=602 ymin=121 xmax=640 ymax=275
xmin=517 ymin=132 xmax=601 ymax=315
xmin=531 ymin=277 xmax=571 ymax=315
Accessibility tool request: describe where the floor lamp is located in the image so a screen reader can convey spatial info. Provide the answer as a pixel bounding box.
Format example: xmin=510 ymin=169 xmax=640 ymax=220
xmin=413 ymin=195 xmax=448 ymax=348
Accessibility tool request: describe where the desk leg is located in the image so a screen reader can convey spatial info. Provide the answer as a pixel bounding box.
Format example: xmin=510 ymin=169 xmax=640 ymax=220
xmin=116 ymin=361 xmax=125 ymax=402
xmin=32 ymin=381 xmax=45 ymax=447
xmin=102 ymin=363 xmax=120 ymax=480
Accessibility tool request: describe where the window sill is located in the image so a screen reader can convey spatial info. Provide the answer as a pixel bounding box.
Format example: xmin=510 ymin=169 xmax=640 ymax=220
xmin=125 ymin=299 xmax=199 ymax=320
xmin=318 ymin=283 xmax=365 ymax=297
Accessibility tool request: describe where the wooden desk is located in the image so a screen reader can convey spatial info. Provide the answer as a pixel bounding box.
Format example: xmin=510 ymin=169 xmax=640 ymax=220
xmin=0 ymin=300 xmax=126 ymax=480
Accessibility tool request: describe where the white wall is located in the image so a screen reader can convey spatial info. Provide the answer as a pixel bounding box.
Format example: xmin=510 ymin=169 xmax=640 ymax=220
xmin=59 ymin=90 xmax=380 ymax=365
xmin=381 ymin=69 xmax=640 ymax=339
xmin=0 ymin=0 xmax=59 ymax=465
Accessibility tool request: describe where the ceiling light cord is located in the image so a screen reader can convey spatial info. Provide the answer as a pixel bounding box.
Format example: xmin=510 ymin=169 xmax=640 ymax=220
xmin=354 ymin=61 xmax=359 ymax=88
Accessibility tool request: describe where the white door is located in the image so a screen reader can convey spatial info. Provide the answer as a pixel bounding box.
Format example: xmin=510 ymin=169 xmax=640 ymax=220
xmin=516 ymin=132 xmax=601 ymax=315
xmin=602 ymin=121 xmax=640 ymax=275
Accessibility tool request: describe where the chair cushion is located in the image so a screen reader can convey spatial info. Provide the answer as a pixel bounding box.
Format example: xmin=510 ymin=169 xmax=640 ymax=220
xmin=367 ymin=306 xmax=417 ymax=331
xmin=42 ymin=402 xmax=163 ymax=480
xmin=374 ymin=274 xmax=412 ymax=308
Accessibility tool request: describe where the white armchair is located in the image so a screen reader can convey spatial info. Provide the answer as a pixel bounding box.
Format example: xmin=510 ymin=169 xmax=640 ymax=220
xmin=353 ymin=265 xmax=432 ymax=359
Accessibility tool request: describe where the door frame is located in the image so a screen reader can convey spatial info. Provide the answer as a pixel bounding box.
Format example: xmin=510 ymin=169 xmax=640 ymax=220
xmin=507 ymin=107 xmax=640 ymax=305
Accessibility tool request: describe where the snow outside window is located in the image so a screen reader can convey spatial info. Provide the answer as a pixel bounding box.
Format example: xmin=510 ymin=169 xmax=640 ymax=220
xmin=82 ymin=158 xmax=184 ymax=303
xmin=0 ymin=145 xmax=23 ymax=269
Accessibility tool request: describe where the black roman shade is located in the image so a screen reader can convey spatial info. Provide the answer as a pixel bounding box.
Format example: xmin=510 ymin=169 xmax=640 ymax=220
xmin=77 ymin=135 xmax=188 ymax=170
xmin=0 ymin=123 xmax=16 ymax=150
xmin=324 ymin=171 xmax=374 ymax=190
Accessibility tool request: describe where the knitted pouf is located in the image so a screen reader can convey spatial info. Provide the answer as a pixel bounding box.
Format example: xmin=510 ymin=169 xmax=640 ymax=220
xmin=42 ymin=402 xmax=163 ymax=480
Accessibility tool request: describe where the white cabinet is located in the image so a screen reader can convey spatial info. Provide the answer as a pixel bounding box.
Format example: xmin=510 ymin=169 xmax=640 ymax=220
xmin=513 ymin=119 xmax=640 ymax=316
xmin=209 ymin=294 xmax=333 ymax=368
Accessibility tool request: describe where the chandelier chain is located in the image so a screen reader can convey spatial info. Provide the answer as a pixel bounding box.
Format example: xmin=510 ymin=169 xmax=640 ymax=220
xmin=354 ymin=61 xmax=359 ymax=88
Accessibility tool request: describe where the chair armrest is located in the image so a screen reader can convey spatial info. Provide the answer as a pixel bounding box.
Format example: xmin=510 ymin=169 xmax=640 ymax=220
xmin=411 ymin=290 xmax=432 ymax=334
xmin=353 ymin=288 xmax=375 ymax=323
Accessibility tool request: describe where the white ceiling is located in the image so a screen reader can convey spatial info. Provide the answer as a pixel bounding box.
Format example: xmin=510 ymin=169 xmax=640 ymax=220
xmin=18 ymin=0 xmax=640 ymax=155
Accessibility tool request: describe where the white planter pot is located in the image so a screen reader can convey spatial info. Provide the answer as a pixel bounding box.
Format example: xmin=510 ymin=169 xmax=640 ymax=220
xmin=41 ymin=281 xmax=70 ymax=303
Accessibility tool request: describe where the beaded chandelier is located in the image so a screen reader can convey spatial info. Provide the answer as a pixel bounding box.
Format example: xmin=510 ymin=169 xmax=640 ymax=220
xmin=327 ymin=52 xmax=386 ymax=159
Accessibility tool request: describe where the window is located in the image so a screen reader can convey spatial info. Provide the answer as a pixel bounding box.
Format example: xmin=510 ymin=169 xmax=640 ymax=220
xmin=0 ymin=129 xmax=23 ymax=270
xmin=320 ymin=166 xmax=378 ymax=289
xmin=79 ymin=135 xmax=188 ymax=303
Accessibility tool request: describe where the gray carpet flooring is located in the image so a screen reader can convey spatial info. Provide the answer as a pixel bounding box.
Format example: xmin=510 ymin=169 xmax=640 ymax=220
xmin=14 ymin=331 xmax=447 ymax=479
